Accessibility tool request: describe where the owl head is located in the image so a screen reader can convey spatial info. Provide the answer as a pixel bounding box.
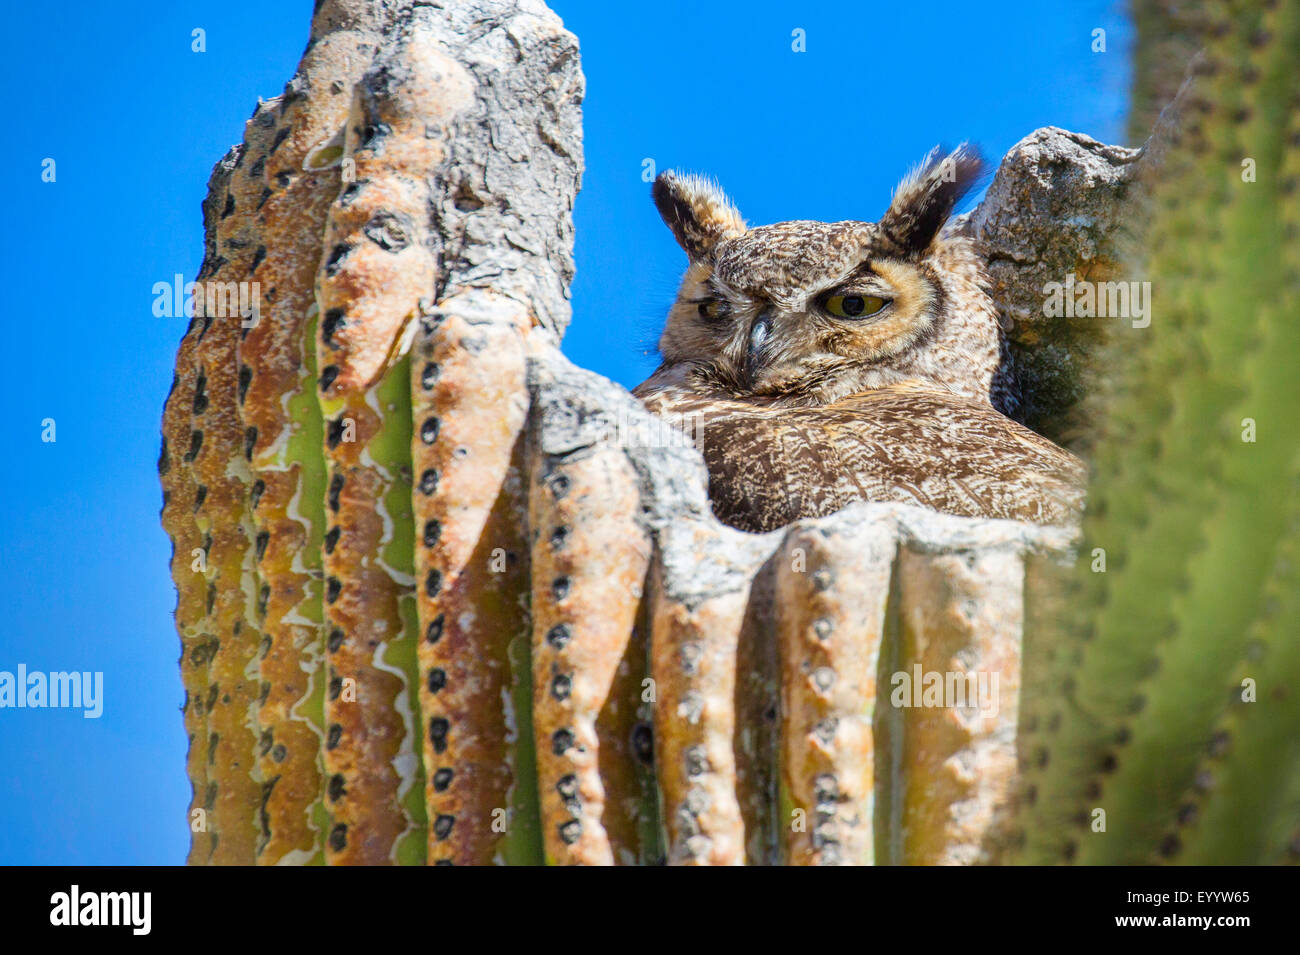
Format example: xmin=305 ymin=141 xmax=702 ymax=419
xmin=645 ymin=146 xmax=999 ymax=406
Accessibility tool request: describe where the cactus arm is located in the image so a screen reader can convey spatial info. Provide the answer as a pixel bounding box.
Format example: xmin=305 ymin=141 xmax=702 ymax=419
xmin=1176 ymin=454 xmax=1300 ymax=863
xmin=1010 ymin=0 xmax=1300 ymax=864
xmin=313 ymin=57 xmax=436 ymax=865
xmin=414 ymin=293 xmax=535 ymax=864
xmin=528 ymin=430 xmax=650 ymax=864
xmin=648 ymin=576 xmax=750 ymax=865
xmin=775 ymin=521 xmax=892 ymax=866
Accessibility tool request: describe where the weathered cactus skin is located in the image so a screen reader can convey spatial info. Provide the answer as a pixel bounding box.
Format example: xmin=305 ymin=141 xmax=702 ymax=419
xmin=249 ymin=25 xmax=386 ymax=868
xmin=774 ymin=523 xmax=891 ymax=866
xmin=163 ymin=0 xmax=585 ymax=866
xmin=415 ymin=293 xmax=535 ymax=865
xmin=1006 ymin=0 xmax=1300 ymax=865
xmin=161 ymin=0 xmax=1295 ymax=865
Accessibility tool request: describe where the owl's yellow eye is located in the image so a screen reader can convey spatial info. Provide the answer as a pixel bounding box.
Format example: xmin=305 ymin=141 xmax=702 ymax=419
xmin=697 ymin=300 xmax=728 ymax=321
xmin=825 ymin=294 xmax=887 ymax=319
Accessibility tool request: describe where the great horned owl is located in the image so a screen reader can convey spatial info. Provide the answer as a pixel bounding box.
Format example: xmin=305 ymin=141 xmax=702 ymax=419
xmin=633 ymin=147 xmax=1086 ymax=533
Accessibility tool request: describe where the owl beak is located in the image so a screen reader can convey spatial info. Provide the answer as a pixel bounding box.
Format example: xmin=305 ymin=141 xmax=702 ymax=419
xmin=743 ymin=310 xmax=773 ymax=388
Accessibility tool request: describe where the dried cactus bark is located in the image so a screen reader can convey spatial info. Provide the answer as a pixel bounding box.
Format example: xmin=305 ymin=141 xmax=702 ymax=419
xmin=960 ymin=130 xmax=1141 ymax=450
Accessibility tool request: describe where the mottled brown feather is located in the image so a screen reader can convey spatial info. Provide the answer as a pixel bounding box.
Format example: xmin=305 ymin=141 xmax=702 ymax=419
xmin=639 ymin=384 xmax=1085 ymax=533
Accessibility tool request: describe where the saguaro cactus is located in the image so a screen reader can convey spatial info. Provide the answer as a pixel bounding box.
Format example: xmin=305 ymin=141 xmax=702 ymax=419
xmin=162 ymin=0 xmax=584 ymax=865
xmin=1005 ymin=0 xmax=1300 ymax=865
xmin=161 ymin=0 xmax=1295 ymax=865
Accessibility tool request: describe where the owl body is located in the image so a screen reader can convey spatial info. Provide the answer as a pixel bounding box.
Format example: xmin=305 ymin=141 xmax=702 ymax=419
xmin=635 ymin=147 xmax=1085 ymax=532
xmin=639 ymin=383 xmax=1085 ymax=533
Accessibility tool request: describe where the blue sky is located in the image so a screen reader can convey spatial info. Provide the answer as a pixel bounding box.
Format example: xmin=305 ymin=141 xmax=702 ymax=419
xmin=0 ymin=0 xmax=1129 ymax=864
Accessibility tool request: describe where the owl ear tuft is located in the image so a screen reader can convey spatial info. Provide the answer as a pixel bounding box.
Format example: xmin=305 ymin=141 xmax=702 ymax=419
xmin=652 ymin=171 xmax=747 ymax=261
xmin=880 ymin=144 xmax=986 ymax=255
